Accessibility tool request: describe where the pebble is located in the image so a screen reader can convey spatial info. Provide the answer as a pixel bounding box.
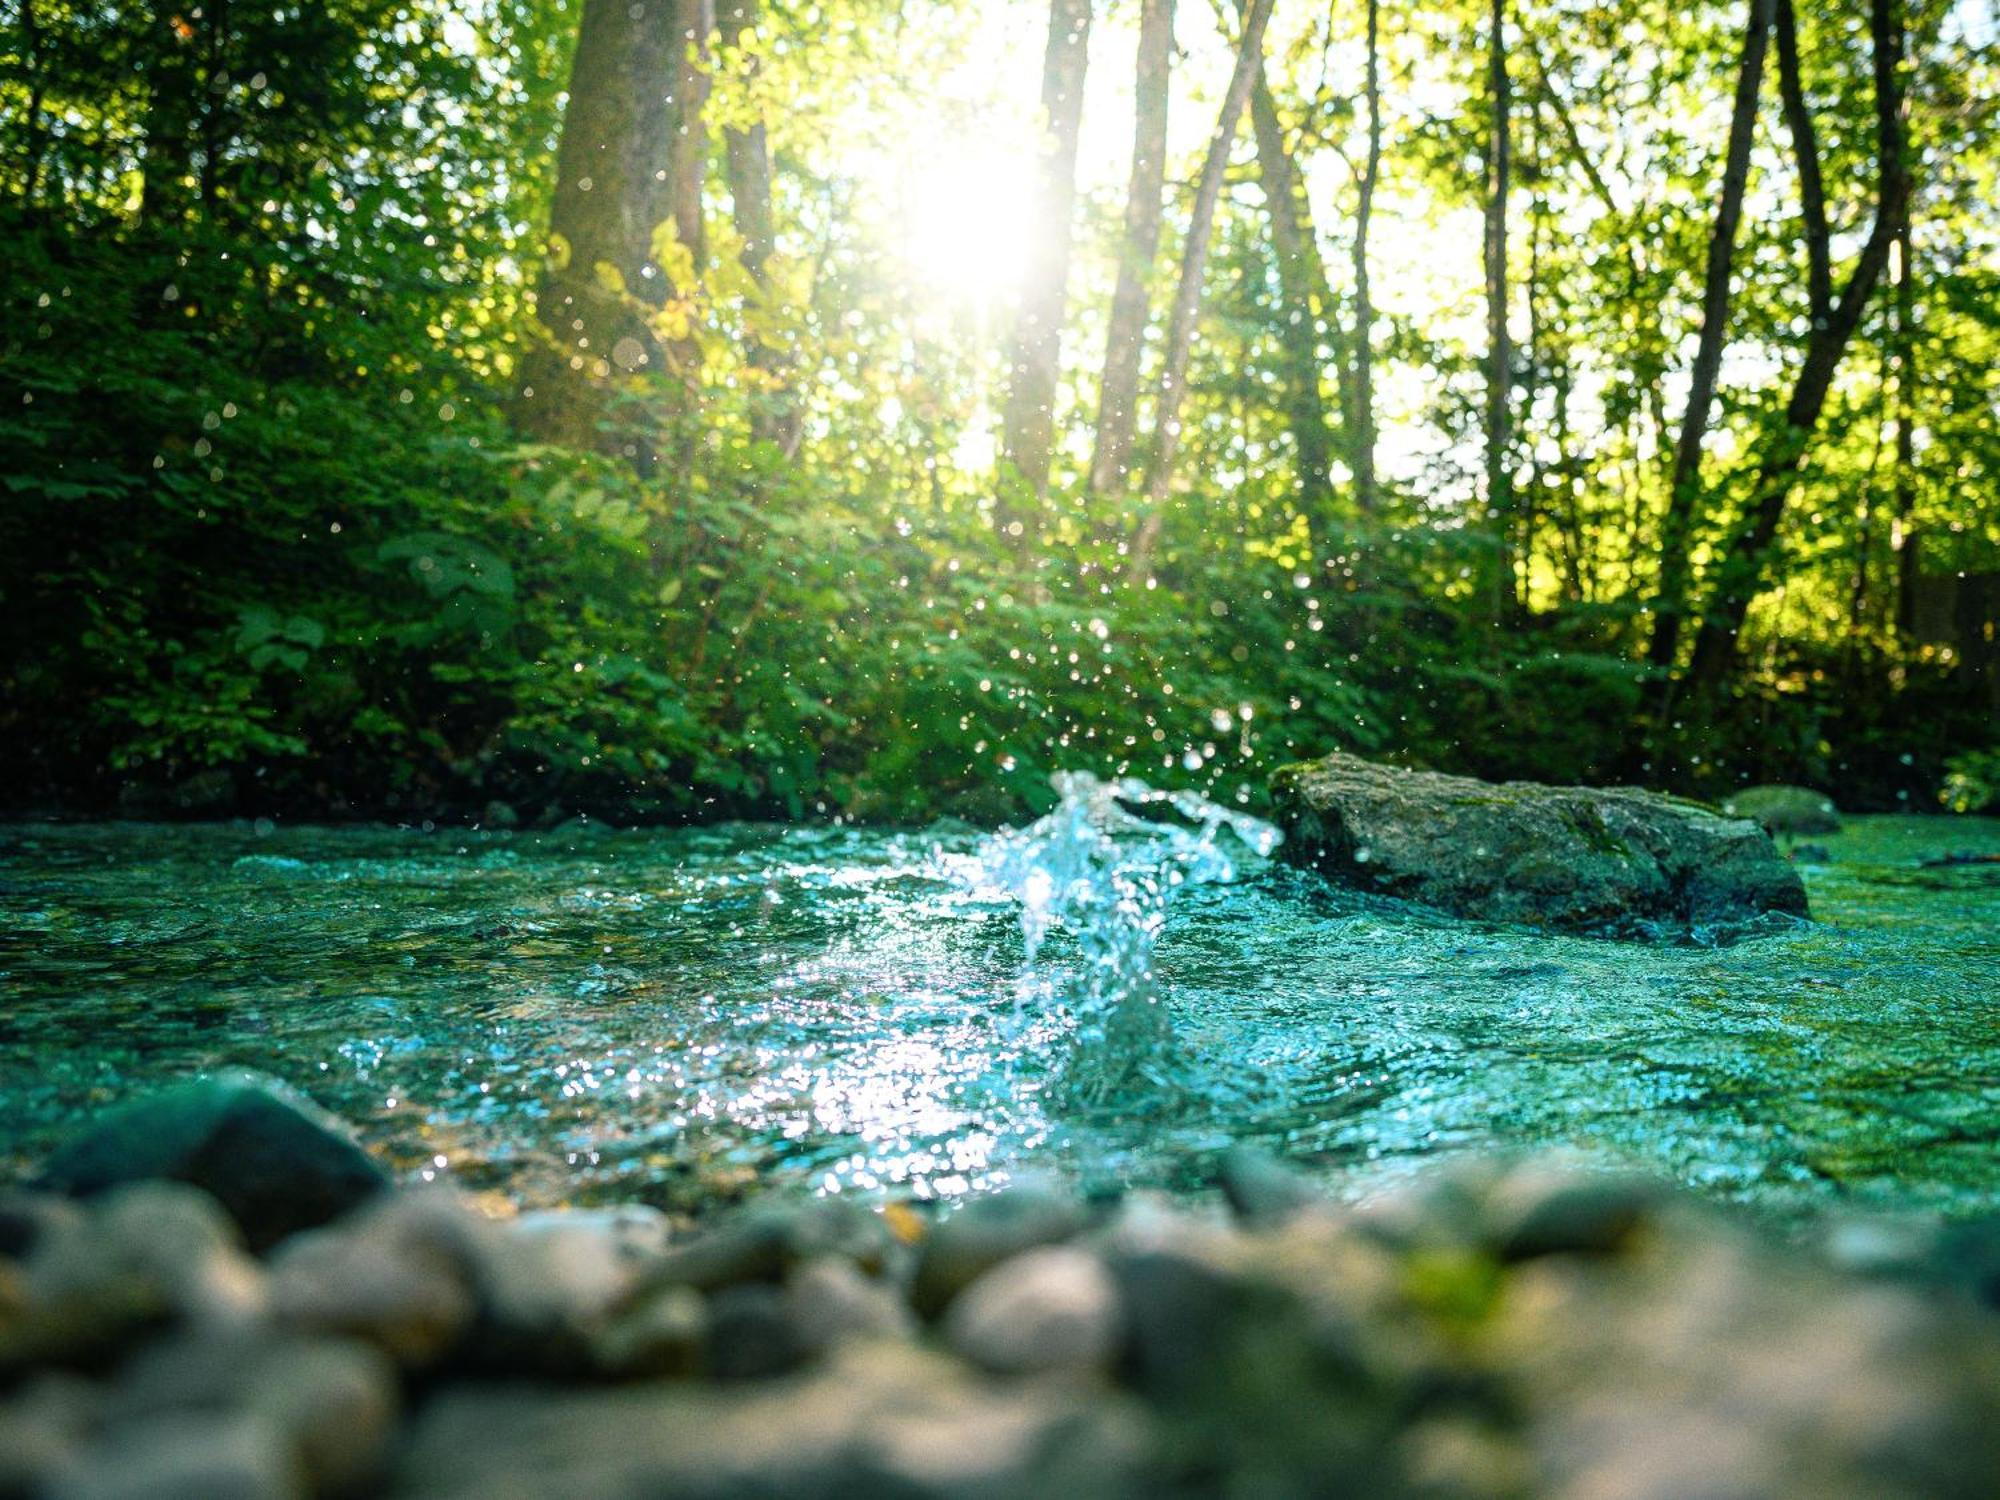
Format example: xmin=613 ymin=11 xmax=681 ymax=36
xmin=47 ymin=1411 xmax=302 ymax=1500
xmin=705 ymin=1283 xmax=809 ymax=1380
xmin=105 ymin=1329 xmax=399 ymax=1497
xmin=3 ymin=1182 xmax=265 ymax=1371
xmin=785 ymin=1255 xmax=914 ymax=1354
xmin=912 ymin=1181 xmax=1088 ymax=1317
xmin=945 ymin=1245 xmax=1121 ymax=1376
xmin=7 ymin=1137 xmax=2000 ymax=1500
xmin=268 ymin=1216 xmax=475 ymax=1371
xmin=589 ymin=1282 xmax=707 ymax=1379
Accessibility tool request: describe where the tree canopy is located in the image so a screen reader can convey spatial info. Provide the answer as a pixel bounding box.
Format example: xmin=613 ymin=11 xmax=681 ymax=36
xmin=2 ymin=0 xmax=1995 ymax=822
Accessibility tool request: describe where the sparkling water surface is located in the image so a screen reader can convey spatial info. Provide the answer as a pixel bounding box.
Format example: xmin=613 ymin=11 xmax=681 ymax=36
xmin=2 ymin=804 xmax=1996 ymax=1220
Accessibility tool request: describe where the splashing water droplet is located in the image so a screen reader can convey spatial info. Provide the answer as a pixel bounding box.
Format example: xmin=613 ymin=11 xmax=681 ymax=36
xmin=970 ymin=771 xmax=1281 ymax=1111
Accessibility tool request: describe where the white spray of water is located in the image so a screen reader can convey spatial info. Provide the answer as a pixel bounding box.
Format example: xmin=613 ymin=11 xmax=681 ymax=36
xmin=972 ymin=772 xmax=1281 ymax=1108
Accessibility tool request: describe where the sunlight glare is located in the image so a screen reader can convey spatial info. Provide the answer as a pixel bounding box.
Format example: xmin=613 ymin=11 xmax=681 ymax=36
xmin=897 ymin=134 xmax=1037 ymax=308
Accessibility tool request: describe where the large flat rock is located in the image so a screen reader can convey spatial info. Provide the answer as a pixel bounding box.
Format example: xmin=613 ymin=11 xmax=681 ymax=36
xmin=1270 ymin=753 xmax=1807 ymax=932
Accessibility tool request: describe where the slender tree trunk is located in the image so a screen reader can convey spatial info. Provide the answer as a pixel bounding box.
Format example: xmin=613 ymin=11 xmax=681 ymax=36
xmin=720 ymin=0 xmax=799 ymax=453
xmin=17 ymin=0 xmax=50 ymax=210
xmin=1891 ymin=215 xmax=1919 ymax=638
xmin=1090 ymin=0 xmax=1174 ymax=496
xmin=1644 ymin=0 xmax=1776 ymax=674
xmin=516 ymin=0 xmax=684 ymax=457
xmin=1130 ymin=0 xmax=1274 ymax=574
xmin=672 ymin=0 xmax=715 ymax=266
xmin=1774 ymin=0 xmax=1832 ymax=325
xmin=998 ymin=0 xmax=1092 ymax=528
xmin=1351 ymin=0 xmax=1383 ymax=516
xmin=1483 ymin=0 xmax=1513 ymax=618
xmin=1249 ymin=70 xmax=1334 ymax=508
xmin=1684 ymin=0 xmax=1910 ymax=697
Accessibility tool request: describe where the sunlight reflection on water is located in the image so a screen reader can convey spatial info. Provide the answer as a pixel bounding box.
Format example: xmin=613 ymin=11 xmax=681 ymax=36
xmin=1 ymin=808 xmax=1996 ymax=1219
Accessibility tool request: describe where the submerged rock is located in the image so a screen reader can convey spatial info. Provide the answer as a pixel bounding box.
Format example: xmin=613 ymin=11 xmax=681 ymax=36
xmin=38 ymin=1076 xmax=388 ymax=1252
xmin=1724 ymin=783 xmax=1843 ymax=836
xmin=1270 ymin=753 xmax=1808 ymax=932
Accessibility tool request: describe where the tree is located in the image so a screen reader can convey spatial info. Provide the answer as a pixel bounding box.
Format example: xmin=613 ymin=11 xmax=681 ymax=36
xmin=1249 ymin=66 xmax=1335 ymax=511
xmin=517 ymin=0 xmax=707 ymax=460
xmin=1132 ymin=0 xmax=1276 ymax=571
xmin=1484 ymin=0 xmax=1513 ymax=617
xmin=999 ymin=0 xmax=1093 ymax=528
xmin=1089 ymin=0 xmax=1175 ymax=496
xmin=1683 ymin=0 xmax=1910 ymax=697
xmin=720 ymin=0 xmax=800 ymax=453
xmin=1350 ymin=0 xmax=1384 ymax=516
xmin=1644 ymin=0 xmax=1778 ymax=677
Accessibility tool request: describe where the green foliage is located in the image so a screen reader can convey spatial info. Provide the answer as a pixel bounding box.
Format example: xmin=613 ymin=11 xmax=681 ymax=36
xmin=0 ymin=0 xmax=1993 ymax=823
xmin=1943 ymin=749 xmax=2000 ymax=814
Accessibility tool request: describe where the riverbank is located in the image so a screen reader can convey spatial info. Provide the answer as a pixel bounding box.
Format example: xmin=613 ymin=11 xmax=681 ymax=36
xmin=4 ymin=1110 xmax=1998 ymax=1499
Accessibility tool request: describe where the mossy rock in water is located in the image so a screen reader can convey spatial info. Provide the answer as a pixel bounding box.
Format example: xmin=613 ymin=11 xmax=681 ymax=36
xmin=1722 ymin=784 xmax=1841 ymax=836
xmin=38 ymin=1073 xmax=388 ymax=1251
xmin=1269 ymin=752 xmax=1806 ymax=934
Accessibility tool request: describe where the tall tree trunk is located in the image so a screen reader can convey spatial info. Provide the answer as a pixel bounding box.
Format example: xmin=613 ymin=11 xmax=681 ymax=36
xmin=998 ymin=0 xmax=1092 ymax=529
xmin=1350 ymin=0 xmax=1383 ymax=516
xmin=1089 ymin=0 xmax=1174 ymax=496
xmin=720 ymin=0 xmax=799 ymax=453
xmin=1483 ymin=0 xmax=1513 ymax=618
xmin=1774 ymin=0 xmax=1832 ymax=325
xmin=1891 ymin=215 xmax=1918 ymax=638
xmin=1644 ymin=0 xmax=1776 ymax=674
xmin=17 ymin=0 xmax=51 ymax=210
xmin=1683 ymin=0 xmax=1910 ymax=697
xmin=1131 ymin=0 xmax=1275 ymax=573
xmin=516 ymin=0 xmax=691 ymax=459
xmin=1249 ymin=70 xmax=1334 ymax=509
xmin=672 ymin=0 xmax=715 ymax=266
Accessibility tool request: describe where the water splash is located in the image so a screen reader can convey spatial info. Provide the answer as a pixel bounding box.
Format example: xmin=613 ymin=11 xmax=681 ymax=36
xmin=973 ymin=771 xmax=1282 ymax=1109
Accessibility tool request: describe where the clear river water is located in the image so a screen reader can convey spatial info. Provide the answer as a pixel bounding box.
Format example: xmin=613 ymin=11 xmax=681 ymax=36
xmin=3 ymin=789 xmax=1997 ymax=1223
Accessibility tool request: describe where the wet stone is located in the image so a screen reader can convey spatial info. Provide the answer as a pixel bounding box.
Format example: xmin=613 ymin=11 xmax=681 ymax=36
xmin=588 ymin=1283 xmax=706 ymax=1380
xmin=466 ymin=1205 xmax=670 ymax=1373
xmin=0 ymin=1190 xmax=84 ymax=1263
xmin=2 ymin=1182 xmax=265 ymax=1372
xmin=47 ymin=1411 xmax=303 ymax=1500
xmin=37 ymin=1076 xmax=387 ymax=1253
xmin=640 ymin=1195 xmax=887 ymax=1293
xmin=1484 ymin=1167 xmax=1661 ymax=1262
xmin=268 ymin=1212 xmax=477 ymax=1372
xmin=1216 ymin=1145 xmax=1327 ymax=1230
xmin=105 ymin=1329 xmax=399 ymax=1498
xmin=0 ymin=1372 xmax=101 ymax=1499
xmin=784 ymin=1256 xmax=914 ymax=1356
xmin=912 ymin=1182 xmax=1090 ymax=1317
xmin=705 ymin=1282 xmax=808 ymax=1380
xmin=945 ymin=1245 xmax=1122 ymax=1376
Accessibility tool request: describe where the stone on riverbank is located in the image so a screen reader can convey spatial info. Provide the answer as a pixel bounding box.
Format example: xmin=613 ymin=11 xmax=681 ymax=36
xmin=9 ymin=1112 xmax=2000 ymax=1499
xmin=1723 ymin=783 xmax=1843 ymax=835
xmin=38 ymin=1077 xmax=388 ymax=1252
xmin=1270 ymin=752 xmax=1808 ymax=932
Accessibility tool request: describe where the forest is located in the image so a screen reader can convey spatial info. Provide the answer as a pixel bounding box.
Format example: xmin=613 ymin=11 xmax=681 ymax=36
xmin=2 ymin=0 xmax=1996 ymax=825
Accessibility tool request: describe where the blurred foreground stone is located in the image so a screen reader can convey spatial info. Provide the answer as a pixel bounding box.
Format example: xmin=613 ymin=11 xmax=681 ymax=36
xmin=5 ymin=1117 xmax=1998 ymax=1498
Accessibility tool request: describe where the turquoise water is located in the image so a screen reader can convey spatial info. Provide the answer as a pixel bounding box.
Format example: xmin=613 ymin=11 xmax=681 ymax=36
xmin=2 ymin=806 xmax=1996 ymax=1220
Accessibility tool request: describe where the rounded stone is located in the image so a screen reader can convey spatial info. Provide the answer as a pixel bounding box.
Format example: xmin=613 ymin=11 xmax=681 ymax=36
xmin=37 ymin=1076 xmax=387 ymax=1253
xmin=944 ymin=1245 xmax=1122 ymax=1376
